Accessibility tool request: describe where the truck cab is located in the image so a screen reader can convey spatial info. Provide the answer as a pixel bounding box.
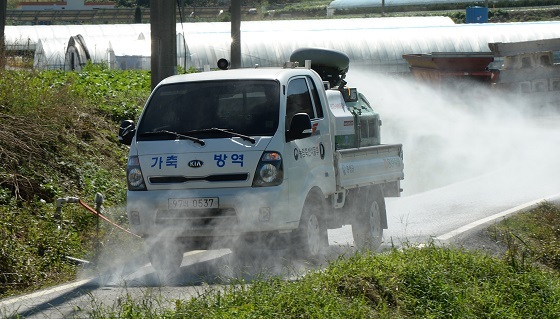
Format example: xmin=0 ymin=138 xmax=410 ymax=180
xmin=118 ymin=49 xmax=404 ymax=278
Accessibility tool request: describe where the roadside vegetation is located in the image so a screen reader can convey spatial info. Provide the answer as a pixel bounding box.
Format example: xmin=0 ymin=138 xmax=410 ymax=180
xmin=0 ymin=64 xmax=150 ymax=298
xmin=81 ymin=202 xmax=560 ymax=318
xmin=87 ymin=203 xmax=560 ymax=318
xmin=489 ymin=202 xmax=560 ymax=272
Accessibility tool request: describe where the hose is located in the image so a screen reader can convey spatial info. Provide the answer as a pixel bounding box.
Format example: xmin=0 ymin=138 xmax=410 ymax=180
xmin=78 ymin=199 xmax=141 ymax=238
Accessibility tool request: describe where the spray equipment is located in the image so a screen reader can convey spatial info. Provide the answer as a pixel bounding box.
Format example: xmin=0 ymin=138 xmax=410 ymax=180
xmin=54 ymin=193 xmax=140 ymax=244
xmin=54 ymin=192 xmax=141 ymax=266
xmin=54 ymin=193 xmax=139 ymax=237
xmin=54 ymin=196 xmax=79 ymax=229
xmin=289 ymin=47 xmax=381 ymax=148
xmin=290 ymin=47 xmax=350 ymax=89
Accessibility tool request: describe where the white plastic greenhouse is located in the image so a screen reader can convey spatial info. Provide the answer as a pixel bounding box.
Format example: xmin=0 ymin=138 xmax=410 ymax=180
xmin=5 ymin=24 xmax=150 ymax=51
xmin=63 ymin=33 xmax=151 ymax=71
xmin=33 ymin=38 xmax=68 ymax=70
xmin=328 ymin=0 xmax=476 ymax=9
xmin=5 ymin=17 xmax=560 ymax=72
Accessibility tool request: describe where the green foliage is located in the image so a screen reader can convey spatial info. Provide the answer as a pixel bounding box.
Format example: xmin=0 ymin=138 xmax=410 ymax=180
xmin=0 ymin=201 xmax=83 ymax=295
xmin=87 ymin=203 xmax=560 ymax=318
xmin=447 ymin=11 xmax=466 ymax=24
xmin=62 ymin=63 xmax=151 ymax=122
xmin=489 ymin=202 xmax=560 ymax=272
xmin=178 ymin=65 xmax=200 ymax=74
xmin=0 ymin=66 xmax=150 ymax=298
xmin=91 ymin=242 xmax=560 ymax=318
xmin=264 ymin=0 xmax=329 ymax=17
xmin=115 ymin=0 xmax=149 ymax=8
xmin=218 ymin=11 xmax=232 ymax=22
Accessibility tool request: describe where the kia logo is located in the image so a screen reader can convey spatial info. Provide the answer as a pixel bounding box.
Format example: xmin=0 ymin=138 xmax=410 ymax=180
xmin=188 ymin=160 xmax=204 ymax=168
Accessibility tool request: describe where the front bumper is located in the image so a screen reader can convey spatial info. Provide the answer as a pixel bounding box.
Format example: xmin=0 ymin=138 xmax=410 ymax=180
xmin=126 ymin=185 xmax=298 ymax=238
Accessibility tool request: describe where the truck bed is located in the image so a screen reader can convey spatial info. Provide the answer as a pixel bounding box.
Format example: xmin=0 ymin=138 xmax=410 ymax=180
xmin=335 ymin=144 xmax=404 ymax=191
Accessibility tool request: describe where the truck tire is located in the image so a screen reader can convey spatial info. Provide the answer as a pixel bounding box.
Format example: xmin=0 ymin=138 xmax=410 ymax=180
xmin=291 ymin=191 xmax=328 ymax=262
xmin=146 ymin=238 xmax=183 ymax=282
xmin=352 ymin=187 xmax=384 ymax=252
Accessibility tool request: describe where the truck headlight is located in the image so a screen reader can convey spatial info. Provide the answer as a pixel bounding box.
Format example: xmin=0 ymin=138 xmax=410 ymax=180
xmin=127 ymin=156 xmax=146 ymax=191
xmin=252 ymin=152 xmax=283 ymax=187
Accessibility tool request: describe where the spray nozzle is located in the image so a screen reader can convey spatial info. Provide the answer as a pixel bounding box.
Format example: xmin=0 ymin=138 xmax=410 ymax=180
xmin=56 ymin=197 xmax=79 ymax=207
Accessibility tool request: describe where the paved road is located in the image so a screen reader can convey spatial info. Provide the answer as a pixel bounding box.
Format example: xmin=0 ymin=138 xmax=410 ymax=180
xmin=2 ymin=73 xmax=559 ymax=318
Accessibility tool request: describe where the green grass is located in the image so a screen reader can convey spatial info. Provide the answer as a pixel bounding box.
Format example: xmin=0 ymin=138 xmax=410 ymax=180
xmin=488 ymin=201 xmax=560 ymax=272
xmin=86 ymin=202 xmax=560 ymax=318
xmin=0 ymin=64 xmax=150 ymax=298
xmin=89 ymin=236 xmax=560 ymax=318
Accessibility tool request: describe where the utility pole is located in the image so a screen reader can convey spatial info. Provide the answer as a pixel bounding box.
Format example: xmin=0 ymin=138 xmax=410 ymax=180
xmin=1 ymin=0 xmax=7 ymax=69
xmin=150 ymin=0 xmax=177 ymax=90
xmin=230 ymin=0 xmax=241 ymax=69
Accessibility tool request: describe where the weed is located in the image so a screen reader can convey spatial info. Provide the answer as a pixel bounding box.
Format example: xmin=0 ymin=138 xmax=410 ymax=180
xmin=0 ymin=66 xmax=150 ymax=298
xmin=86 ymin=243 xmax=560 ymax=318
xmin=490 ymin=202 xmax=560 ymax=272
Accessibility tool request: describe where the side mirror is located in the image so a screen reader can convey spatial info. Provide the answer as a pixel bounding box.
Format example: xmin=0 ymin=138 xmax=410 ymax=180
xmin=286 ymin=113 xmax=312 ymax=142
xmin=118 ymin=120 xmax=136 ymax=146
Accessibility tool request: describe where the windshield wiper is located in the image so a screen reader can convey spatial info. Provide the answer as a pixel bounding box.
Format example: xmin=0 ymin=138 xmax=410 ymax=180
xmin=140 ymin=130 xmax=205 ymax=146
xmin=191 ymin=128 xmax=256 ymax=144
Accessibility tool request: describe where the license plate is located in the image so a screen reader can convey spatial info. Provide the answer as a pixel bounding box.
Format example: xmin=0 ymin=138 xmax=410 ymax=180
xmin=168 ymin=197 xmax=219 ymax=209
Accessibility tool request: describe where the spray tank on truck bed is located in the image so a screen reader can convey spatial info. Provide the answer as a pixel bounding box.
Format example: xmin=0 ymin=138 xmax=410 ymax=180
xmin=290 ymin=48 xmax=382 ymax=150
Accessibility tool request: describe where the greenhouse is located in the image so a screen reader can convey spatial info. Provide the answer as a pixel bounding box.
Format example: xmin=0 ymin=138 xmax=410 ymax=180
xmin=328 ymin=0 xmax=478 ymax=9
xmin=5 ymin=24 xmax=150 ymax=51
xmin=5 ymin=17 xmax=560 ymax=73
xmin=33 ymin=38 xmax=68 ymax=70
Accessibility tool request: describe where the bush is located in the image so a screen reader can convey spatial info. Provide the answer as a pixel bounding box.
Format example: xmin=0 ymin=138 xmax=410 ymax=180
xmin=0 ymin=65 xmax=150 ymax=298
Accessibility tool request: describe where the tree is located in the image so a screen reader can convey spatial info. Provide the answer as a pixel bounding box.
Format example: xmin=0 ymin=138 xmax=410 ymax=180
xmin=134 ymin=6 xmax=142 ymax=23
xmin=150 ymin=0 xmax=176 ymax=89
xmin=116 ymin=0 xmax=149 ymax=8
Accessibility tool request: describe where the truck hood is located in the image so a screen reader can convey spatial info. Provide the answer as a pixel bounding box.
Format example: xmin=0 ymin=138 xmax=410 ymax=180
xmin=134 ymin=137 xmax=272 ymax=190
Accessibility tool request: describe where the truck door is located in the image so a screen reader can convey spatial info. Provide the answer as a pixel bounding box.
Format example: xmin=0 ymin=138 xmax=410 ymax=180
xmin=285 ymin=76 xmax=334 ymax=223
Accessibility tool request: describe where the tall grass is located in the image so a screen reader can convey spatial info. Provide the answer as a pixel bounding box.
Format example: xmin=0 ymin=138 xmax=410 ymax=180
xmin=82 ymin=203 xmax=560 ymax=318
xmin=88 ymin=241 xmax=560 ymax=318
xmin=489 ymin=201 xmax=560 ymax=272
xmin=0 ymin=64 xmax=150 ymax=298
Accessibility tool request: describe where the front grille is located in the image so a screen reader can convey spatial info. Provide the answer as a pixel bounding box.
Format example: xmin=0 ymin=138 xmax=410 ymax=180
xmin=155 ymin=208 xmax=238 ymax=229
xmin=149 ymin=173 xmax=249 ymax=184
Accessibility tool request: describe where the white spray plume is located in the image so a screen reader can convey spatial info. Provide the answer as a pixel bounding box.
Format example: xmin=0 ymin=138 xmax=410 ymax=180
xmin=346 ymin=70 xmax=560 ymax=196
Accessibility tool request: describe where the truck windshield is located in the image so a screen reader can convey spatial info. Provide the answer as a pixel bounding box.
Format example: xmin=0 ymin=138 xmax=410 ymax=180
xmin=136 ymin=80 xmax=280 ymax=141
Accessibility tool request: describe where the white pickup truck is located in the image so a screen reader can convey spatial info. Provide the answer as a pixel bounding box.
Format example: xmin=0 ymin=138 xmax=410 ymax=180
xmin=118 ymin=48 xmax=404 ymax=274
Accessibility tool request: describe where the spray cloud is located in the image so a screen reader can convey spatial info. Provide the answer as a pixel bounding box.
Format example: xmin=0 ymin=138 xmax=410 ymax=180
xmin=347 ymin=70 xmax=560 ymax=196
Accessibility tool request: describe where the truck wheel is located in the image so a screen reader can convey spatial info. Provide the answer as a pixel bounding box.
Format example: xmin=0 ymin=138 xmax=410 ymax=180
xmin=291 ymin=192 xmax=328 ymax=262
xmin=146 ymin=239 xmax=183 ymax=282
xmin=352 ymin=189 xmax=384 ymax=252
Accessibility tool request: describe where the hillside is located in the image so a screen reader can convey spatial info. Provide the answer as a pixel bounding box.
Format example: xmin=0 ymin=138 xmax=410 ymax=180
xmin=0 ymin=65 xmax=151 ymax=297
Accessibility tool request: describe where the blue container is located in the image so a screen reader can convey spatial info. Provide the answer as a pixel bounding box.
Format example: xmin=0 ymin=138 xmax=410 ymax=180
xmin=466 ymin=6 xmax=488 ymax=24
